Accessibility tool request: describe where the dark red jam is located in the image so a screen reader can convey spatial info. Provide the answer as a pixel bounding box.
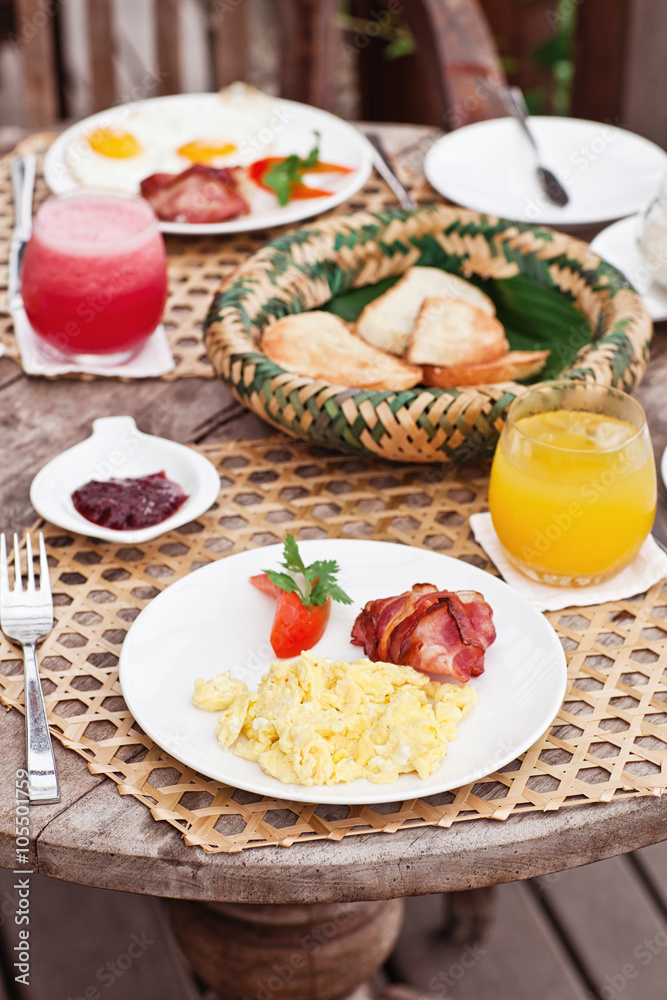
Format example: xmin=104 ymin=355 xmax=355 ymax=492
xmin=72 ymin=471 xmax=188 ymax=530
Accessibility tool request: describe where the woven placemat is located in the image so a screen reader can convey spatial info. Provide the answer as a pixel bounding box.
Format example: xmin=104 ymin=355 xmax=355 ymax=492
xmin=0 ymin=132 xmax=437 ymax=381
xmin=1 ymin=435 xmax=666 ymax=853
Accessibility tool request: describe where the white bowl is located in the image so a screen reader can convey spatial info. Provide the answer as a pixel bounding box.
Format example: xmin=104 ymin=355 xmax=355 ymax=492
xmin=30 ymin=416 xmax=221 ymax=543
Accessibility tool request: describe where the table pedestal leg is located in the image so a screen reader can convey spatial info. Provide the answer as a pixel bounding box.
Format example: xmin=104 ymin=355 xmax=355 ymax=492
xmin=169 ymin=898 xmax=404 ymax=1000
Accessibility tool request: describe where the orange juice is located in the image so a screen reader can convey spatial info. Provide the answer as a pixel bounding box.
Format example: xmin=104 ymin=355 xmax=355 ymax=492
xmin=489 ymin=400 xmax=656 ymax=586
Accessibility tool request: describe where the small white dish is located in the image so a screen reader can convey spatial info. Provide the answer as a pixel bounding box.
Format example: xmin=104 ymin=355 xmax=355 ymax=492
xmin=119 ymin=539 xmax=567 ymax=806
xmin=591 ymin=215 xmax=667 ymax=323
xmin=424 ymin=116 xmax=667 ymax=228
xmin=30 ymin=416 xmax=221 ymax=543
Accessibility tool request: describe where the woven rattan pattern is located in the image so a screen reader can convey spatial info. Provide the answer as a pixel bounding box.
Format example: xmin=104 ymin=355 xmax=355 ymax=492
xmin=0 ymin=436 xmax=666 ymax=853
xmin=0 ymin=133 xmax=435 ymax=381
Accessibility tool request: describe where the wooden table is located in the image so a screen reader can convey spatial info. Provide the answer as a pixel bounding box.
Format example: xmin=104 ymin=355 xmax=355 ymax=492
xmin=1 ymin=124 xmax=666 ymax=1000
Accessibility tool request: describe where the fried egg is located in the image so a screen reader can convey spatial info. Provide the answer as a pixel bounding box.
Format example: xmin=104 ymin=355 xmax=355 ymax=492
xmin=194 ymin=651 xmax=478 ymax=786
xmin=65 ymin=83 xmax=281 ymax=194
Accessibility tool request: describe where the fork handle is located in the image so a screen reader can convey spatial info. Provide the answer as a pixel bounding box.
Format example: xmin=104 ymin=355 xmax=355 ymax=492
xmin=23 ymin=642 xmax=60 ymax=804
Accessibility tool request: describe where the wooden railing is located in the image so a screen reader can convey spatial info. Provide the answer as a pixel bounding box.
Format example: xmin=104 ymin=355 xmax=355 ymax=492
xmin=6 ymin=0 xmax=667 ymax=149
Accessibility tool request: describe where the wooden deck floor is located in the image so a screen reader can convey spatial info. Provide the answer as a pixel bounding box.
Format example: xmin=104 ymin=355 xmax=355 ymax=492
xmin=1 ymin=836 xmax=666 ymax=999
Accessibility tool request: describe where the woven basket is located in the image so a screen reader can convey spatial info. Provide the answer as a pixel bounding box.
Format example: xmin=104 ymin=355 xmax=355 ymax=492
xmin=204 ymin=206 xmax=652 ymax=464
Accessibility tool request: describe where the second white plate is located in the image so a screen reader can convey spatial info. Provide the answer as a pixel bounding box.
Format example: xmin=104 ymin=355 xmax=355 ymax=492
xmin=425 ymin=116 xmax=667 ymax=228
xmin=118 ymin=539 xmax=567 ymax=805
xmin=591 ymin=215 xmax=667 ymax=323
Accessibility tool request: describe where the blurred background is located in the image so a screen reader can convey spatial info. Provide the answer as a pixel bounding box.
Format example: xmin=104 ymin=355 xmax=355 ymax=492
xmin=1 ymin=0 xmax=665 ymax=149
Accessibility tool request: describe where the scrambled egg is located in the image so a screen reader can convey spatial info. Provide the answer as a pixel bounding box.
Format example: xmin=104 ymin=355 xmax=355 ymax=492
xmin=193 ymin=652 xmax=478 ymax=786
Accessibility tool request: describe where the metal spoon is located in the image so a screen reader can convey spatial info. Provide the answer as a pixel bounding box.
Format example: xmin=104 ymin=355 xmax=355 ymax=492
xmin=502 ymin=87 xmax=570 ymax=208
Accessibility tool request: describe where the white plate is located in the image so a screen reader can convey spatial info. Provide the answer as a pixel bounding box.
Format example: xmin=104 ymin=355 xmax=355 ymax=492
xmin=591 ymin=215 xmax=667 ymax=323
xmin=424 ymin=116 xmax=667 ymax=228
xmin=43 ymin=93 xmax=373 ymax=235
xmin=30 ymin=416 xmax=221 ymax=544
xmin=118 ymin=539 xmax=567 ymax=805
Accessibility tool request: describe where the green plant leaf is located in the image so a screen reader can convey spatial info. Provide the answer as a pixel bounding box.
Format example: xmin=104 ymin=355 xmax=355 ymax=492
xmin=263 ymin=570 xmax=303 ymax=601
xmin=281 ymin=533 xmax=306 ymax=574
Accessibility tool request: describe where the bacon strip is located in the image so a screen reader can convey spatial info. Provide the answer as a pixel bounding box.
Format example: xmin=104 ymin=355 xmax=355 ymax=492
xmin=140 ymin=164 xmax=249 ymax=224
xmin=351 ymin=583 xmax=495 ymax=683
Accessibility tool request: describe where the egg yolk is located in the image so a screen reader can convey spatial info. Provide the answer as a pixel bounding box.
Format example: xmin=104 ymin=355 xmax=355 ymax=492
xmin=87 ymin=129 xmax=142 ymax=159
xmin=178 ymin=140 xmax=236 ymax=164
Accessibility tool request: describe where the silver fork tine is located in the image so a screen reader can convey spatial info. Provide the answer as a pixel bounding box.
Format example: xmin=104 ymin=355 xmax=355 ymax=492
xmin=38 ymin=532 xmax=51 ymax=599
xmin=25 ymin=533 xmax=35 ymax=591
xmin=0 ymin=534 xmax=8 ymax=595
xmin=13 ymin=533 xmax=22 ymax=591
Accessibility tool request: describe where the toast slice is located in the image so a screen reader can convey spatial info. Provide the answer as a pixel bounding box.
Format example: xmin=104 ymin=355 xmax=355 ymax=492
xmin=406 ymin=297 xmax=509 ymax=367
xmin=422 ymin=350 xmax=550 ymax=388
xmin=356 ymin=266 xmax=496 ymax=356
xmin=262 ymin=311 xmax=423 ymax=391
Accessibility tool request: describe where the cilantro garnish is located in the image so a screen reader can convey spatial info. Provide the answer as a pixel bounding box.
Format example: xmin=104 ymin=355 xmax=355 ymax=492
xmin=263 ymin=534 xmax=353 ymax=608
xmin=263 ymin=131 xmax=321 ymax=206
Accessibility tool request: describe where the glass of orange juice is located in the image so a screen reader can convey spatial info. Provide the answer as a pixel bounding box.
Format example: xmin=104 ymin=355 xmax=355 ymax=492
xmin=488 ymin=381 xmax=657 ymax=586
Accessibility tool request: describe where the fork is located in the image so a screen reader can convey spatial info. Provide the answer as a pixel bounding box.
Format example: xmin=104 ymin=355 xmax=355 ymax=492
xmin=0 ymin=533 xmax=59 ymax=803
xmin=500 ymin=86 xmax=570 ymax=208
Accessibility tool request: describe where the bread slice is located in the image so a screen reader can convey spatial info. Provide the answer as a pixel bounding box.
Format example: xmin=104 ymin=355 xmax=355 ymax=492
xmin=406 ymin=297 xmax=509 ymax=367
xmin=262 ymin=311 xmax=423 ymax=391
xmin=356 ymin=267 xmax=496 ymax=356
xmin=422 ymin=350 xmax=550 ymax=388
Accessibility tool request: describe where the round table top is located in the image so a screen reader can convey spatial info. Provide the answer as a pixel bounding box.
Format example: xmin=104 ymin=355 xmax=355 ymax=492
xmin=1 ymin=123 xmax=667 ymax=904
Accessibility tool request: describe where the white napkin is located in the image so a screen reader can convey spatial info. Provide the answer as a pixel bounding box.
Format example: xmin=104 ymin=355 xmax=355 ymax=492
xmin=470 ymin=511 xmax=667 ymax=612
xmin=10 ymin=304 xmax=175 ymax=377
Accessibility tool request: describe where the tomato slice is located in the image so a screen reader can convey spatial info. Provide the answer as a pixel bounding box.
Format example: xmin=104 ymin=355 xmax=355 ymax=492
xmin=248 ymin=157 xmax=352 ymax=189
xmin=302 ymin=161 xmax=354 ymax=175
xmin=248 ymin=156 xmax=353 ymax=201
xmin=270 ymin=591 xmax=331 ymax=659
xmin=247 ymin=157 xmax=282 ymax=186
xmin=249 ymin=572 xmax=282 ymax=598
xmin=288 ymin=181 xmax=331 ymax=200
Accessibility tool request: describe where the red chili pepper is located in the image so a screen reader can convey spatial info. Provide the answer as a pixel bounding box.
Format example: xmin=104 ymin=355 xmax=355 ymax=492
xmin=250 ymin=572 xmax=331 ymax=658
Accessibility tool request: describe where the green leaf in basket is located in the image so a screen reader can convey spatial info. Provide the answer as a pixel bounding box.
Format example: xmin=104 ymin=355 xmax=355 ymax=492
xmin=322 ymin=276 xmax=400 ymax=322
xmin=323 ymin=271 xmax=593 ymax=384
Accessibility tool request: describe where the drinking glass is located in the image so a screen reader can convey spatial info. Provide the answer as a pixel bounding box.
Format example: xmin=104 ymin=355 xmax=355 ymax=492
xmin=488 ymin=381 xmax=657 ymax=586
xmin=22 ymin=190 xmax=168 ymax=365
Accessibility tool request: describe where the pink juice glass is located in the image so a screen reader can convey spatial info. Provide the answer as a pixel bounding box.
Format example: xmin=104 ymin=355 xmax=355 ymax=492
xmin=22 ymin=190 xmax=168 ymax=364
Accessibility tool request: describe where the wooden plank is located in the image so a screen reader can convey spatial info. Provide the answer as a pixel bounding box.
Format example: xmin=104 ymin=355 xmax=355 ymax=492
xmin=633 ymin=321 xmax=667 ymax=468
xmin=355 ymin=0 xmax=507 ymax=127
xmin=0 ymin=707 xmax=103 ymax=871
xmin=634 ymin=840 xmax=667 ymax=909
xmin=29 ymin=768 xmax=667 ymax=903
xmin=390 ymin=884 xmax=590 ymax=1000
xmin=480 ymin=0 xmax=560 ymax=111
xmin=535 ymin=854 xmax=667 ymax=999
xmin=86 ymin=0 xmax=116 ymax=111
xmin=571 ymin=0 xmax=628 ymax=124
xmin=621 ymin=0 xmax=667 ymax=147
xmin=278 ymin=0 xmax=339 ymax=110
xmin=0 ymin=869 xmax=200 ymax=1000
xmin=12 ymin=0 xmax=60 ymax=126
xmin=155 ymin=0 xmax=182 ymax=96
xmin=209 ymin=0 xmax=249 ymax=88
